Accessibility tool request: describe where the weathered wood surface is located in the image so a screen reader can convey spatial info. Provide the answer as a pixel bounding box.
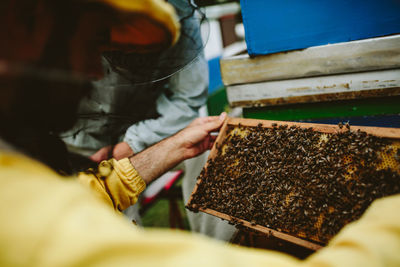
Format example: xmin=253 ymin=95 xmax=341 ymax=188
xmin=221 ymin=35 xmax=400 ymax=86
xmin=226 ymin=69 xmax=400 ymax=107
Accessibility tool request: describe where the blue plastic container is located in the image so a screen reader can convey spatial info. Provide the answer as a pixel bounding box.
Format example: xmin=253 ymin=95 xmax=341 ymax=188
xmin=240 ymin=0 xmax=400 ymax=56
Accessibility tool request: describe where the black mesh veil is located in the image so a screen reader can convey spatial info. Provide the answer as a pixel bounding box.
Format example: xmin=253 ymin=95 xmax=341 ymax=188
xmin=0 ymin=0 xmax=209 ymax=174
xmin=102 ymin=0 xmax=208 ymax=85
xmin=58 ymin=0 xmax=210 ymax=171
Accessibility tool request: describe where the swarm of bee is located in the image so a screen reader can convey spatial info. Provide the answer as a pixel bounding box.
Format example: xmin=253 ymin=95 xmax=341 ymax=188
xmin=188 ymin=123 xmax=400 ymax=244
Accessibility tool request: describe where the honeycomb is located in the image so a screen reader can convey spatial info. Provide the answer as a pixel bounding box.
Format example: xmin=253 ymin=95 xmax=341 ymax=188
xmin=188 ymin=122 xmax=400 ymax=245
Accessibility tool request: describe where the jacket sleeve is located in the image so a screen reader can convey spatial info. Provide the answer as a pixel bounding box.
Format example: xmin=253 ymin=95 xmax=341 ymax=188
xmin=77 ymin=158 xmax=146 ymax=212
xmin=3 ymin=153 xmax=399 ymax=266
xmin=56 ymin=194 xmax=400 ymax=267
xmin=124 ymin=54 xmax=208 ymax=152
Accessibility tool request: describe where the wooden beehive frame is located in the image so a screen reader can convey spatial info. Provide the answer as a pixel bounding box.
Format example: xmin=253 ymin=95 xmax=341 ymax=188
xmin=187 ymin=117 xmax=400 ymax=251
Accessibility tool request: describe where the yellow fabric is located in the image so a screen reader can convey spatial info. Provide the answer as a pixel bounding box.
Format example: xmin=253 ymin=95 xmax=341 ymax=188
xmin=78 ymin=158 xmax=146 ymax=212
xmin=0 ymin=150 xmax=399 ymax=267
xmin=97 ymin=0 xmax=180 ymax=48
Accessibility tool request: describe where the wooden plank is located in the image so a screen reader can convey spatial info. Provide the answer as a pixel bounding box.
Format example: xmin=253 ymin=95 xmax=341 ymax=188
xmin=200 ymin=208 xmax=323 ymax=251
xmin=220 ymin=35 xmax=400 ymax=86
xmin=227 ymin=117 xmax=400 ymax=139
xmin=226 ymin=69 xmax=400 ymax=108
xmin=187 ymin=117 xmax=400 ymax=250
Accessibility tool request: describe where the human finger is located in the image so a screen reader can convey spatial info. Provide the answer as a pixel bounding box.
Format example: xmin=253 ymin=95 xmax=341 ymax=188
xmin=189 ymin=112 xmax=227 ymax=127
xmin=90 ymin=147 xmax=111 ymax=163
xmin=189 ymin=116 xmax=220 ymax=127
xmin=207 ymin=138 xmax=217 ymax=150
xmin=200 ymin=113 xmax=227 ymax=133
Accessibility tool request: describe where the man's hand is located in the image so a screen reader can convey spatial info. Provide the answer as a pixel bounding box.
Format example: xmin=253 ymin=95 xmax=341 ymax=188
xmin=90 ymin=142 xmax=134 ymax=163
xmin=130 ymin=113 xmax=226 ymax=184
xmin=112 ymin=142 xmax=134 ymax=160
xmin=174 ymin=113 xmax=227 ymax=160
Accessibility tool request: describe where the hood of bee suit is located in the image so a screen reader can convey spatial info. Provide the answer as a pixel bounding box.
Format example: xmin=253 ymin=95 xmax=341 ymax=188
xmin=101 ymin=0 xmax=206 ymax=85
xmin=95 ymin=0 xmax=181 ymax=52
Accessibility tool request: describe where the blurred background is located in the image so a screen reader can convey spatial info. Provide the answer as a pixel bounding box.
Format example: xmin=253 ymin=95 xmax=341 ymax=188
xmin=142 ymin=0 xmax=244 ymax=228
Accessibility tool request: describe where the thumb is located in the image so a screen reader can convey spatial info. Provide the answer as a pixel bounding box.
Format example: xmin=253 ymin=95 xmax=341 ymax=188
xmin=202 ymin=112 xmax=227 ymax=133
xmin=219 ymin=112 xmax=227 ymax=121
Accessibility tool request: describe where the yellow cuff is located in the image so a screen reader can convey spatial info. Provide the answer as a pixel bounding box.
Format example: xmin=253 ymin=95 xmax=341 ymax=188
xmin=112 ymin=158 xmax=146 ymax=199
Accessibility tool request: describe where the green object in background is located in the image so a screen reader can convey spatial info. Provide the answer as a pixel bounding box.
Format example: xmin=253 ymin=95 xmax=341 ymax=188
xmin=207 ymin=87 xmax=229 ymax=116
xmin=243 ymin=96 xmax=400 ymax=121
xmin=142 ymin=199 xmax=190 ymax=229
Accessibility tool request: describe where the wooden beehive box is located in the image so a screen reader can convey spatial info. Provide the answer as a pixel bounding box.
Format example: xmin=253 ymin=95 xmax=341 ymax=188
xmin=186 ymin=117 xmax=400 ymax=250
